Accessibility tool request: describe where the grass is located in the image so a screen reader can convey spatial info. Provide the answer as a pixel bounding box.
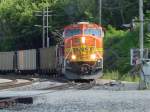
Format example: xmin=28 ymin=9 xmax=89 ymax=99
xmin=102 ymin=71 xmax=140 ymax=82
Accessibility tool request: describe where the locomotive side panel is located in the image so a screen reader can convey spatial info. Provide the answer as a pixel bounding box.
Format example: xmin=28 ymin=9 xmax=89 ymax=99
xmin=17 ymin=49 xmax=37 ymax=71
xmin=39 ymin=47 xmax=56 ymax=73
xmin=0 ymin=52 xmax=14 ymax=71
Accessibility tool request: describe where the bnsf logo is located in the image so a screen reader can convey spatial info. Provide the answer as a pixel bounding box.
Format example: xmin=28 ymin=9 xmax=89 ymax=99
xmin=65 ymin=47 xmax=103 ymax=52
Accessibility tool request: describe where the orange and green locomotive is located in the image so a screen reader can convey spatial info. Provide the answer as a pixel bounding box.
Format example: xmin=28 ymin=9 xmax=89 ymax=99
xmin=61 ymin=22 xmax=104 ymax=79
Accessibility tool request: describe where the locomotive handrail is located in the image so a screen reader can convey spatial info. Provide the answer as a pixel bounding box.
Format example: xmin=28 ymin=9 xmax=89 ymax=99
xmin=65 ymin=48 xmax=72 ymax=60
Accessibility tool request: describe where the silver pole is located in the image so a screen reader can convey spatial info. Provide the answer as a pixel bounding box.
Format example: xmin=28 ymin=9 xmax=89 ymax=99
xmin=139 ymin=0 xmax=144 ymax=84
xmin=46 ymin=6 xmax=49 ymax=48
xmin=42 ymin=8 xmax=45 ymax=48
xmin=139 ymin=0 xmax=144 ymax=60
xmin=99 ymin=0 xmax=102 ymax=24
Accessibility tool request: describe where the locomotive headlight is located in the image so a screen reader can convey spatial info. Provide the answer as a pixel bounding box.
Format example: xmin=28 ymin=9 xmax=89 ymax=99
xmin=71 ymin=54 xmax=76 ymax=60
xmin=90 ymin=54 xmax=96 ymax=60
xmin=81 ymin=37 xmax=85 ymax=44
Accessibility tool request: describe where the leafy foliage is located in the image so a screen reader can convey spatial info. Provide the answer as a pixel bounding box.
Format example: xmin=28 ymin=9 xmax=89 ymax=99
xmin=104 ymin=26 xmax=139 ymax=73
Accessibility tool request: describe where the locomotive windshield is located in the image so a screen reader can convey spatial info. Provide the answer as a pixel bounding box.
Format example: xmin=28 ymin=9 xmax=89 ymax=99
xmin=64 ymin=29 xmax=81 ymax=38
xmin=84 ymin=28 xmax=101 ymax=37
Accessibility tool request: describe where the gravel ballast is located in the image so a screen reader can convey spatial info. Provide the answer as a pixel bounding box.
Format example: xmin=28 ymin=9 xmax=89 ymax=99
xmin=1 ymin=90 xmax=150 ymax=112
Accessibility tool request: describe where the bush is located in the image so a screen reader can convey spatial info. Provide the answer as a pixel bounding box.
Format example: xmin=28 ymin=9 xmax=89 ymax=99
xmin=102 ymin=71 xmax=139 ymax=82
xmin=104 ymin=25 xmax=139 ymax=75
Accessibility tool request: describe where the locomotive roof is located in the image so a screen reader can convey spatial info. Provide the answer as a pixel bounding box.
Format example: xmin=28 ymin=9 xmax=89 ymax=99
xmin=64 ymin=22 xmax=102 ymax=30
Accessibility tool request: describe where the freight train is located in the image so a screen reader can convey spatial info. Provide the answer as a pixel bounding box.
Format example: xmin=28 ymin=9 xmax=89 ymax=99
xmin=0 ymin=22 xmax=104 ymax=79
xmin=0 ymin=47 xmax=57 ymax=74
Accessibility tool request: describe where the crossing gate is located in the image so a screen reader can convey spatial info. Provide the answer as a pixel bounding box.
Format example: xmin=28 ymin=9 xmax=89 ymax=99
xmin=130 ymin=48 xmax=150 ymax=88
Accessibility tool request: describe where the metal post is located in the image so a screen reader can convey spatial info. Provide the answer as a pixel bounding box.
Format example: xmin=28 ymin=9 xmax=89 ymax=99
xmin=42 ymin=8 xmax=45 ymax=48
xmin=139 ymin=0 xmax=144 ymax=60
xmin=139 ymin=0 xmax=145 ymax=88
xmin=46 ymin=6 xmax=49 ymax=48
xmin=99 ymin=0 xmax=102 ymax=24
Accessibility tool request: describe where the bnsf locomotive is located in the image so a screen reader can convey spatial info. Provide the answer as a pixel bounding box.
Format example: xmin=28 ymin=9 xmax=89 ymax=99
xmin=0 ymin=22 xmax=104 ymax=80
xmin=60 ymin=22 xmax=104 ymax=79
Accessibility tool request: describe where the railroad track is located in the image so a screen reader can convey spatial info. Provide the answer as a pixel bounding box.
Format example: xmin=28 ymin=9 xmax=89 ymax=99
xmin=0 ymin=79 xmax=122 ymax=109
xmin=0 ymin=78 xmax=36 ymax=109
xmin=72 ymin=80 xmax=96 ymax=90
xmin=0 ymin=78 xmax=96 ymax=109
xmin=40 ymin=79 xmax=96 ymax=90
xmin=0 ymin=78 xmax=35 ymax=90
xmin=0 ymin=79 xmax=17 ymax=87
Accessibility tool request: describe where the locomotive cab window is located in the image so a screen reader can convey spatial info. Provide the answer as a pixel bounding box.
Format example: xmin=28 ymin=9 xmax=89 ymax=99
xmin=64 ymin=29 xmax=81 ymax=38
xmin=84 ymin=28 xmax=101 ymax=37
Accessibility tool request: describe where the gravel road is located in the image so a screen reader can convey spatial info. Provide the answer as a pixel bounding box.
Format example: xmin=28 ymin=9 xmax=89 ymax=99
xmin=1 ymin=89 xmax=150 ymax=112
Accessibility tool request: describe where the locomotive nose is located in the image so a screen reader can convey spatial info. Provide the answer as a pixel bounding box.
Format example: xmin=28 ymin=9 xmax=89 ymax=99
xmin=64 ymin=35 xmax=103 ymax=62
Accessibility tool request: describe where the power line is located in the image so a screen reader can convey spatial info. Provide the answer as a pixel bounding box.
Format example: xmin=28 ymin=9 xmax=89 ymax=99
xmin=34 ymin=8 xmax=52 ymax=48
